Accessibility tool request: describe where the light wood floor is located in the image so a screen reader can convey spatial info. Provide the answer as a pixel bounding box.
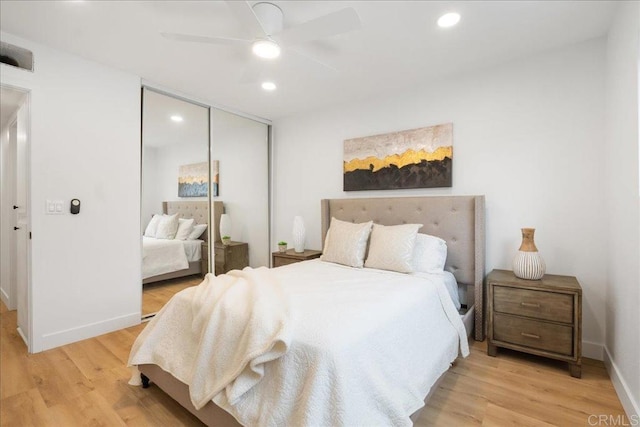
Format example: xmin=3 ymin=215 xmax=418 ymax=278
xmin=1 ymin=300 xmax=626 ymax=426
xmin=142 ymin=275 xmax=202 ymax=316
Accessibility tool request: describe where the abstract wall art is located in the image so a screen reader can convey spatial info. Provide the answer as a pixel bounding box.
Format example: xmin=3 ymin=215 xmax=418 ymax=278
xmin=178 ymin=161 xmax=208 ymax=197
xmin=343 ymin=123 xmax=453 ymax=191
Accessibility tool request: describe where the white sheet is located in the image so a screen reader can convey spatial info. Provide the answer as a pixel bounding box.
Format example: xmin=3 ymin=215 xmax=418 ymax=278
xmin=142 ymin=237 xmax=189 ymax=279
xmin=183 ymin=239 xmax=203 ymax=262
xmin=129 ymin=259 xmax=468 ymax=426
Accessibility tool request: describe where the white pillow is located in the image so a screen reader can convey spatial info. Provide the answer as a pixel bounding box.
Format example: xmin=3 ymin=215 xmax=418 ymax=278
xmin=155 ymin=214 xmax=179 ymax=240
xmin=187 ymin=223 xmax=207 ymax=240
xmin=320 ymin=218 xmax=373 ymax=268
xmin=412 ymin=233 xmax=447 ymax=273
xmin=365 ymin=223 xmax=422 ymax=273
xmin=143 ymin=214 xmax=162 ymax=238
xmin=174 ymin=218 xmax=195 ymax=240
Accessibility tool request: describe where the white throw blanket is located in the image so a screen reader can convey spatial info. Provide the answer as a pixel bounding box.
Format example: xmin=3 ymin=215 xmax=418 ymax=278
xmin=128 ymin=267 xmax=292 ymax=409
xmin=142 ymin=236 xmax=189 ymax=279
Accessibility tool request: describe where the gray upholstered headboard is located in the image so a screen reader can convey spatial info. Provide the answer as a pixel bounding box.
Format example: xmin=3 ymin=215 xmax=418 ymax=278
xmin=163 ymin=201 xmax=224 ymax=242
xmin=320 ymin=195 xmax=485 ymax=340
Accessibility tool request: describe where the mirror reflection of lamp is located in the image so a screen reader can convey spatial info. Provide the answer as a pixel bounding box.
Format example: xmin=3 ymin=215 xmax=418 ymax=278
xmin=219 ymin=214 xmax=232 ymax=244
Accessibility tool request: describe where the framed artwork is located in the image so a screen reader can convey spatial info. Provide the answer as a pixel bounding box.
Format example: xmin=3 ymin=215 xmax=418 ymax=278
xmin=212 ymin=160 xmax=219 ymax=197
xmin=178 ymin=162 xmax=208 ymax=197
xmin=343 ymin=123 xmax=453 ymax=191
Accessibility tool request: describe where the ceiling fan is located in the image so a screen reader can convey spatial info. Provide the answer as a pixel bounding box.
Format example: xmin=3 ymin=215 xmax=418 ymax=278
xmin=161 ymin=1 xmax=361 ymax=82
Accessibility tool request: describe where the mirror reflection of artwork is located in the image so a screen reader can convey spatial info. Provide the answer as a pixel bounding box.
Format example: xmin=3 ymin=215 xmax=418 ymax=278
xmin=343 ymin=123 xmax=453 ymax=191
xmin=212 ymin=160 xmax=219 ymax=197
xmin=178 ymin=162 xmax=208 ymax=197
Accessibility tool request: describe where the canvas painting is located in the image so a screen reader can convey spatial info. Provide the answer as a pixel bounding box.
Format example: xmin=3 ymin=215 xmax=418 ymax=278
xmin=178 ymin=162 xmax=208 ymax=197
xmin=212 ymin=160 xmax=219 ymax=197
xmin=343 ymin=123 xmax=453 ymax=191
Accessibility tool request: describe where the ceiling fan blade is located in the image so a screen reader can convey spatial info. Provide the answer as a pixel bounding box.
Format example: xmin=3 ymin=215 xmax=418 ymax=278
xmin=288 ymin=47 xmax=338 ymax=73
xmin=225 ymin=1 xmax=268 ymax=39
xmin=161 ymin=32 xmax=250 ymax=46
xmin=273 ymin=7 xmax=361 ymax=47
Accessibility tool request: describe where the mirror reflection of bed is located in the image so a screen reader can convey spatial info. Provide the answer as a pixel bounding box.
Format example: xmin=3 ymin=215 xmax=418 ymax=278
xmin=141 ymin=201 xmax=223 ymax=317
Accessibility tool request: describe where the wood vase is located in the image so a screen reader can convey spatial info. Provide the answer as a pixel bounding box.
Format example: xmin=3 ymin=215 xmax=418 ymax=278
xmin=513 ymin=228 xmax=546 ymax=280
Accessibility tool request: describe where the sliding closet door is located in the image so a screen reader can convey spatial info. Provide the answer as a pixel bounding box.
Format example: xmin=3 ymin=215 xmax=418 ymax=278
xmin=141 ymin=88 xmax=210 ymax=317
xmin=210 ymin=109 xmax=269 ymax=268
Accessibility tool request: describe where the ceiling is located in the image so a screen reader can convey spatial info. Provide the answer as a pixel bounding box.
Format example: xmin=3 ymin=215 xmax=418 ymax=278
xmin=0 ymin=1 xmax=616 ymax=120
xmin=143 ymin=89 xmax=209 ymax=148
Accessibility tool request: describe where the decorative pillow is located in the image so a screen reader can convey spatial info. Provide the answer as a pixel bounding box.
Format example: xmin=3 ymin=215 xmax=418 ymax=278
xmin=320 ymin=218 xmax=373 ymax=268
xmin=155 ymin=214 xmax=179 ymax=240
xmin=412 ymin=233 xmax=448 ymax=273
xmin=364 ymin=223 xmax=422 ymax=273
xmin=143 ymin=214 xmax=162 ymax=238
xmin=174 ymin=218 xmax=195 ymax=240
xmin=187 ymin=223 xmax=208 ymax=240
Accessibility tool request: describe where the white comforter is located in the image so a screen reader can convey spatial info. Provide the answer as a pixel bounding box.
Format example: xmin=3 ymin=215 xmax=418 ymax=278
xmin=142 ymin=236 xmax=189 ymax=279
xmin=129 ymin=260 xmax=468 ymax=426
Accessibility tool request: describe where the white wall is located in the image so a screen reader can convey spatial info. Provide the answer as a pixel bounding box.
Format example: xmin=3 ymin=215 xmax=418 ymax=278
xmin=273 ymin=39 xmax=607 ymax=358
xmin=604 ymin=1 xmax=640 ymax=418
xmin=142 ymin=141 xmax=208 ymax=228
xmin=0 ymin=32 xmax=142 ymax=352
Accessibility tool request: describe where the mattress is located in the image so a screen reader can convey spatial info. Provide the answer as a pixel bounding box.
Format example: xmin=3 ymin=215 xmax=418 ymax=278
xmin=129 ymin=259 xmax=468 ymax=426
xmin=142 ymin=237 xmax=202 ymax=279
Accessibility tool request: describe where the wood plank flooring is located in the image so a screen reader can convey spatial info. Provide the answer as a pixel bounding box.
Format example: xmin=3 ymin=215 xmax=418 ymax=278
xmin=142 ymin=276 xmax=201 ymax=316
xmin=1 ymin=299 xmax=627 ymax=426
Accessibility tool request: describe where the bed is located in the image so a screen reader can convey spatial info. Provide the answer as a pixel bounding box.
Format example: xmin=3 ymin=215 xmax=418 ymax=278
xmin=130 ymin=195 xmax=485 ymax=426
xmin=142 ymin=201 xmax=224 ymax=284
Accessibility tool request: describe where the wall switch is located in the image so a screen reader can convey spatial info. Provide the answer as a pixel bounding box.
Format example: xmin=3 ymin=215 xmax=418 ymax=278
xmin=46 ymin=200 xmax=65 ymax=215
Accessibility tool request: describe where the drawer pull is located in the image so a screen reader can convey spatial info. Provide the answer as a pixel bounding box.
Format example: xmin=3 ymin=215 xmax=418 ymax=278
xmin=521 ymin=332 xmax=540 ymax=339
xmin=520 ymin=302 xmax=541 ymax=308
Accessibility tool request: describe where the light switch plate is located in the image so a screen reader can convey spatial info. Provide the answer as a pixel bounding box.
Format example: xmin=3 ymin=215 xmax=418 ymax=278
xmin=46 ymin=200 xmax=65 ymax=215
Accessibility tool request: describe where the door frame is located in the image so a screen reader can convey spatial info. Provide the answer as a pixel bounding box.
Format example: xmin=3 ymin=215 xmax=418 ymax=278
xmin=0 ymin=83 xmax=32 ymax=351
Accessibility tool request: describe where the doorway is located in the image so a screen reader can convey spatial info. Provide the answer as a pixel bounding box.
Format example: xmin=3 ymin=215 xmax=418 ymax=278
xmin=0 ymin=84 xmax=31 ymax=350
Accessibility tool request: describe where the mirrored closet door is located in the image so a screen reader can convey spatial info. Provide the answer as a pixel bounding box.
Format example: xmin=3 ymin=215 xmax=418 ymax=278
xmin=140 ymin=88 xmax=211 ymax=318
xmin=210 ymin=108 xmax=270 ymax=273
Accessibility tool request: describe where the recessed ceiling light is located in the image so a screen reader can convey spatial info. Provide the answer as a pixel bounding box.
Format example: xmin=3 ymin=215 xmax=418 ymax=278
xmin=261 ymin=81 xmax=277 ymax=91
xmin=252 ymin=40 xmax=281 ymax=59
xmin=170 ymin=115 xmax=183 ymax=122
xmin=437 ymin=12 xmax=461 ymax=28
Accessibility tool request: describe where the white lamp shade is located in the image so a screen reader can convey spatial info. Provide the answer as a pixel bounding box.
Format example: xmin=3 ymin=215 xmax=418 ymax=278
xmin=219 ymin=214 xmax=231 ymax=239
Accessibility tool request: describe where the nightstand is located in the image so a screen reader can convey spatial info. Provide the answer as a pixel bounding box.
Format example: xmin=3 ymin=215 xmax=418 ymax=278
xmin=487 ymin=269 xmax=582 ymax=378
xmin=201 ymin=242 xmax=209 ymax=277
xmin=214 ymin=241 xmax=249 ymax=275
xmin=272 ymin=249 xmax=322 ymax=267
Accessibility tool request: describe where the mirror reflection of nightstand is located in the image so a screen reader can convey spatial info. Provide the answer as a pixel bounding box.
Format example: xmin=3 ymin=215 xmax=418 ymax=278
xmin=201 ymin=242 xmax=209 ymax=277
xmin=214 ymin=241 xmax=249 ymax=275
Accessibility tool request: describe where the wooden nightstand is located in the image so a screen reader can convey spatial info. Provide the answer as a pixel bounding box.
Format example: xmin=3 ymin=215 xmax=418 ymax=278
xmin=201 ymin=242 xmax=209 ymax=277
xmin=487 ymin=269 xmax=582 ymax=378
xmin=214 ymin=241 xmax=249 ymax=275
xmin=272 ymin=249 xmax=322 ymax=267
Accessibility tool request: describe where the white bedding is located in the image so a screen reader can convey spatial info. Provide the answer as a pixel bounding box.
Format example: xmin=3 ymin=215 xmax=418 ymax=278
xmin=129 ymin=259 xmax=468 ymax=426
xmin=142 ymin=237 xmax=202 ymax=279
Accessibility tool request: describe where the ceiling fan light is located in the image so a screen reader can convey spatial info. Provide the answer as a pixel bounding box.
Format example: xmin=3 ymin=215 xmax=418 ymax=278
xmin=261 ymin=81 xmax=277 ymax=91
xmin=437 ymin=12 xmax=461 ymax=28
xmin=252 ymin=40 xmax=281 ymax=59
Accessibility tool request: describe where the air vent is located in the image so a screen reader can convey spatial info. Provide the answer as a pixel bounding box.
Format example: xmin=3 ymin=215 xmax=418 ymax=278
xmin=0 ymin=42 xmax=34 ymax=72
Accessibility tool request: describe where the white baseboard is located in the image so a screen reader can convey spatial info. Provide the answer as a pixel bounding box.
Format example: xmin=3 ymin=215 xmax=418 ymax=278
xmin=604 ymin=346 xmax=640 ymax=419
xmin=16 ymin=326 xmax=28 ymax=346
xmin=583 ymin=340 xmax=604 ymax=361
xmin=34 ymin=312 xmax=141 ymax=353
xmin=0 ymin=287 xmax=15 ymax=310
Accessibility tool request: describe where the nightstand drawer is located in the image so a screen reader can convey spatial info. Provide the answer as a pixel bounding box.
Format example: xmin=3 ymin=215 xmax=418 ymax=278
xmin=493 ymin=286 xmax=573 ymax=324
xmin=214 ymin=247 xmax=226 ymax=263
xmin=273 ymin=257 xmax=300 ymax=267
xmin=493 ymin=313 xmax=573 ymax=356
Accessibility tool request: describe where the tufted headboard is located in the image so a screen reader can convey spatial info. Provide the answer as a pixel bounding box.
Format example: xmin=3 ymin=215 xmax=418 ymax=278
xmin=321 ymin=195 xmax=485 ymax=340
xmin=162 ymin=201 xmax=224 ymax=242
